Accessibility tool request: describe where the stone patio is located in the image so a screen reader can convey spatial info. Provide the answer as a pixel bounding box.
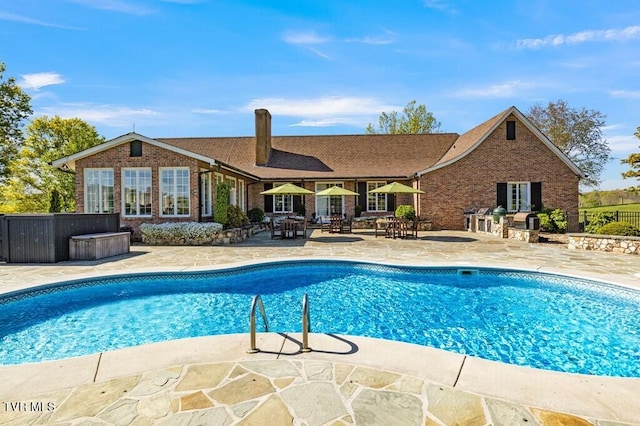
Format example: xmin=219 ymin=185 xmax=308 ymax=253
xmin=1 ymin=229 xmax=640 ymax=425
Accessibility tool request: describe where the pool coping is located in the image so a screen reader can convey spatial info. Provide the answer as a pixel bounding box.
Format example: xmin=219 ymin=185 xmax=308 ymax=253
xmin=1 ymin=256 xmax=640 ymax=423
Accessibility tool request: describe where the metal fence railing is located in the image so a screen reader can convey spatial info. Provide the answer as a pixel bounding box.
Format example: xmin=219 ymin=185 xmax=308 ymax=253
xmin=568 ymin=211 xmax=640 ymax=232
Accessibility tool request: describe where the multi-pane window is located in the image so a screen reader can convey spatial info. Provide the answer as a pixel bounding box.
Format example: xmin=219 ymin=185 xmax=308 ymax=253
xmin=367 ymin=181 xmax=387 ymax=212
xmin=273 ymin=182 xmax=293 ymax=213
xmin=238 ymin=179 xmax=245 ymax=210
xmin=226 ymin=176 xmax=237 ymax=206
xmin=85 ymin=169 xmax=114 ymax=213
xmin=315 ymin=182 xmax=343 ymax=217
xmin=160 ymin=168 xmax=190 ymax=216
xmin=507 ymin=182 xmax=530 ymax=212
xmin=200 ymin=172 xmax=212 ymax=217
xmin=123 ymin=168 xmax=151 ymax=217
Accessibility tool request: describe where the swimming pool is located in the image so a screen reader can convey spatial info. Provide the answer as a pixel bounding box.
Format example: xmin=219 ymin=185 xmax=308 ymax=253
xmin=1 ymin=261 xmax=639 ymax=377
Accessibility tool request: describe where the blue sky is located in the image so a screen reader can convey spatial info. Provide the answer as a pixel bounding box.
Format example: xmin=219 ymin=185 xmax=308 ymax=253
xmin=1 ymin=0 xmax=639 ymax=190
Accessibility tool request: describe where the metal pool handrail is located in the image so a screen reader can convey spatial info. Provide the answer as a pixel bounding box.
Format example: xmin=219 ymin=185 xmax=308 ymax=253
xmin=302 ymin=293 xmax=311 ymax=352
xmin=247 ymin=294 xmax=269 ymax=354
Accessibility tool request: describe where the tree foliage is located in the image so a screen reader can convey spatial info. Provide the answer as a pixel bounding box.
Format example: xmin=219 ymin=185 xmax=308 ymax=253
xmin=0 ymin=61 xmax=32 ymax=184
xmin=0 ymin=116 xmax=105 ymax=213
xmin=366 ymin=100 xmax=441 ymax=134
xmin=621 ymin=126 xmax=640 ymax=193
xmin=526 ymin=100 xmax=610 ymax=188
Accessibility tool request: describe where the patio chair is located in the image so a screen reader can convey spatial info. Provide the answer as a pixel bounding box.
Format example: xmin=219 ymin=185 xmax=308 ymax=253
xmin=330 ymin=215 xmax=343 ymax=233
xmin=320 ymin=216 xmax=332 ymax=233
xmin=407 ymin=217 xmax=419 ymax=239
xmin=270 ymin=217 xmax=283 ymax=239
xmin=295 ymin=218 xmax=308 ymax=239
xmin=342 ymin=215 xmax=352 ymax=233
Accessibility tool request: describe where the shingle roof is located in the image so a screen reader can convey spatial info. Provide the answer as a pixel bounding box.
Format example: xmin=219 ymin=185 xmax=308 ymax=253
xmin=157 ymin=133 xmax=459 ymax=180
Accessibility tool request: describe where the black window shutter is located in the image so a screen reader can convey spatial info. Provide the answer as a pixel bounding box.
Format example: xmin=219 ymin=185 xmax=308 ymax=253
xmin=263 ymin=183 xmax=273 ymax=213
xmin=293 ymin=195 xmax=302 ymax=213
xmin=130 ymin=140 xmax=142 ymax=157
xmin=506 ymin=121 xmax=516 ymax=140
xmin=357 ymin=182 xmax=367 ymax=211
xmin=531 ymin=182 xmax=542 ymax=211
xmin=387 ymin=194 xmax=396 ymax=213
xmin=496 ymin=182 xmax=507 ymax=208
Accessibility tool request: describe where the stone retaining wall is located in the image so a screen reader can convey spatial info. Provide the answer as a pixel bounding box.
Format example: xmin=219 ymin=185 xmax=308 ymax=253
xmin=508 ymin=228 xmax=539 ymax=243
xmin=568 ymin=234 xmax=640 ymax=255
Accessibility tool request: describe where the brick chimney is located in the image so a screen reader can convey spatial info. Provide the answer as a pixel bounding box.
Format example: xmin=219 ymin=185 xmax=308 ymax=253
xmin=255 ymin=109 xmax=272 ymax=166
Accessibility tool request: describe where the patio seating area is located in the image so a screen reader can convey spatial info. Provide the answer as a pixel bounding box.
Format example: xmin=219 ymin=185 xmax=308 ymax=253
xmin=2 ymin=229 xmax=640 ymax=424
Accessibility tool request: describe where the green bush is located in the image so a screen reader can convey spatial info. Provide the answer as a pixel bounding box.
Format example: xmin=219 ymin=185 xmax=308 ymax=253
xmin=226 ymin=205 xmax=249 ymax=228
xmin=596 ymin=221 xmax=640 ymax=237
xmin=584 ymin=211 xmax=616 ymax=234
xmin=395 ymin=205 xmax=416 ymax=220
xmin=214 ymin=182 xmax=229 ymax=225
xmin=247 ymin=207 xmax=264 ymax=223
xmin=140 ymin=222 xmax=223 ymax=245
xmin=354 ymin=205 xmax=362 ymax=217
xmin=537 ymin=208 xmax=567 ymax=233
xmin=294 ymin=202 xmax=306 ymax=216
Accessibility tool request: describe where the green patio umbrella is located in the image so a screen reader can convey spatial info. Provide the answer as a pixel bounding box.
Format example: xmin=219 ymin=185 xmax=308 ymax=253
xmin=367 ymin=181 xmax=425 ymax=195
xmin=260 ymin=183 xmax=315 ymax=195
xmin=315 ymin=186 xmax=359 ymax=196
xmin=368 ymin=181 xmax=425 ymax=216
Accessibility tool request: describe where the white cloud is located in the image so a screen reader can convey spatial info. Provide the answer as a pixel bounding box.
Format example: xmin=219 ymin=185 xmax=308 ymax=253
xmin=452 ymin=80 xmax=535 ymax=98
xmin=192 ymin=108 xmax=226 ymax=114
xmin=282 ymin=31 xmax=331 ymax=45
xmin=345 ymin=35 xmax=394 ymax=45
xmin=0 ymin=11 xmax=83 ymax=29
xmin=244 ymin=96 xmax=399 ymax=117
xmin=244 ymin=96 xmax=400 ymax=128
xmin=607 ymin=135 xmax=639 ymax=153
xmin=38 ymin=103 xmax=160 ymax=126
xmin=67 ymin=0 xmax=154 ymax=15
xmin=20 ymin=73 xmax=65 ymax=90
xmin=517 ymin=25 xmax=640 ymax=49
xmin=423 ymin=0 xmax=455 ymax=12
xmin=610 ymin=90 xmax=640 ymax=99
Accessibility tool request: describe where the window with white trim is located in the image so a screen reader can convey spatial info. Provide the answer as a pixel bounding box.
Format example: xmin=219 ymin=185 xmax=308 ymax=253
xmin=200 ymin=172 xmax=213 ymax=217
xmin=160 ymin=167 xmax=190 ymax=216
xmin=85 ymin=168 xmax=114 ymax=213
xmin=225 ymin=176 xmax=237 ymax=206
xmin=507 ymin=182 xmax=530 ymax=212
xmin=122 ymin=168 xmax=152 ymax=217
xmin=315 ymin=182 xmax=344 ymax=217
xmin=367 ymin=181 xmax=387 ymax=212
xmin=273 ymin=181 xmax=293 ymax=213
xmin=238 ymin=179 xmax=245 ymax=210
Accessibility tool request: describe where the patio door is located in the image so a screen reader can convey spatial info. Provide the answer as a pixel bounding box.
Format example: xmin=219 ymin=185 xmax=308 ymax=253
xmin=315 ymin=182 xmax=344 ymax=220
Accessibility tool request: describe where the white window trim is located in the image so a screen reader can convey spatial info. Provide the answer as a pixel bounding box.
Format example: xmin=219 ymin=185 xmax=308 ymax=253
xmin=238 ymin=179 xmax=245 ymax=211
xmin=159 ymin=167 xmax=191 ymax=217
xmin=84 ymin=168 xmax=114 ymax=214
xmin=315 ymin=181 xmax=345 ymax=219
xmin=273 ymin=181 xmax=293 ymax=213
xmin=200 ymin=171 xmax=213 ymax=217
xmin=366 ymin=181 xmax=388 ymax=212
xmin=507 ymin=181 xmax=531 ymax=212
xmin=225 ymin=176 xmax=237 ymax=206
xmin=122 ymin=167 xmax=152 ymax=218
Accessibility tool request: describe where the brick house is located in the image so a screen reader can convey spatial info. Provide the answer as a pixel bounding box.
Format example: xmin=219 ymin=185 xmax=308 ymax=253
xmin=52 ymin=106 xmax=585 ymax=235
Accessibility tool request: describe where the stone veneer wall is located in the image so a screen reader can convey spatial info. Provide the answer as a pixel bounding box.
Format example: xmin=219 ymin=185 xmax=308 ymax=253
xmin=568 ymin=234 xmax=640 ymax=255
xmin=508 ymin=228 xmax=540 ymax=243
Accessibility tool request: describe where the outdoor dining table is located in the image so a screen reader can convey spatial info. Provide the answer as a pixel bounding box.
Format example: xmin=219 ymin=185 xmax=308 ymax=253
xmin=375 ymin=217 xmax=409 ymax=239
xmin=280 ymin=219 xmax=298 ymax=239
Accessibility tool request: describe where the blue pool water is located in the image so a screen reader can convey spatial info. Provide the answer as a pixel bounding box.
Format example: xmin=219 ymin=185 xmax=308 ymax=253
xmin=1 ymin=261 xmax=639 ymax=377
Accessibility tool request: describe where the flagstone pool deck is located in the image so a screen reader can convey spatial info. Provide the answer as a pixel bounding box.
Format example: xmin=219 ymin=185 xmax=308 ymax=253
xmin=1 ymin=229 xmax=640 ymax=425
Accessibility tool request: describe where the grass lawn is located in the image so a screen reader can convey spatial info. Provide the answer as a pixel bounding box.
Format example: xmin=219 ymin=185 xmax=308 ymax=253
xmin=579 ymin=203 xmax=640 ymax=214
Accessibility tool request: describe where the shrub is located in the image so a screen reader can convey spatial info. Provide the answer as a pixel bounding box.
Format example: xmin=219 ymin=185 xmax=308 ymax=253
xmin=354 ymin=205 xmax=362 ymax=217
xmin=214 ymin=182 xmax=229 ymax=225
xmin=596 ymin=221 xmax=640 ymax=237
xmin=247 ymin=207 xmax=264 ymax=223
xmin=226 ymin=205 xmax=249 ymax=228
xmin=395 ymin=204 xmax=416 ymax=220
xmin=537 ymin=208 xmax=567 ymax=233
xmin=140 ymin=222 xmax=224 ymax=245
xmin=294 ymin=202 xmax=306 ymax=216
xmin=584 ymin=211 xmax=616 ymax=234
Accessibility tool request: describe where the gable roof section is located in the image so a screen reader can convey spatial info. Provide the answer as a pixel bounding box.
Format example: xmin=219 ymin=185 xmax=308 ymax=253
xmin=51 ymin=132 xmax=219 ymax=171
xmin=416 ymin=106 xmax=586 ymax=178
xmin=158 ymin=133 xmax=459 ymax=180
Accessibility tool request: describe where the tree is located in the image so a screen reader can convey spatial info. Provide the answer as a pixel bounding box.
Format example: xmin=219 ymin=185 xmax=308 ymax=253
xmin=366 ymin=100 xmax=441 ymax=134
xmin=526 ymin=100 xmax=610 ymax=188
xmin=0 ymin=116 xmax=105 ymax=213
xmin=621 ymin=126 xmax=640 ymax=193
xmin=0 ymin=61 xmax=32 ymax=184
